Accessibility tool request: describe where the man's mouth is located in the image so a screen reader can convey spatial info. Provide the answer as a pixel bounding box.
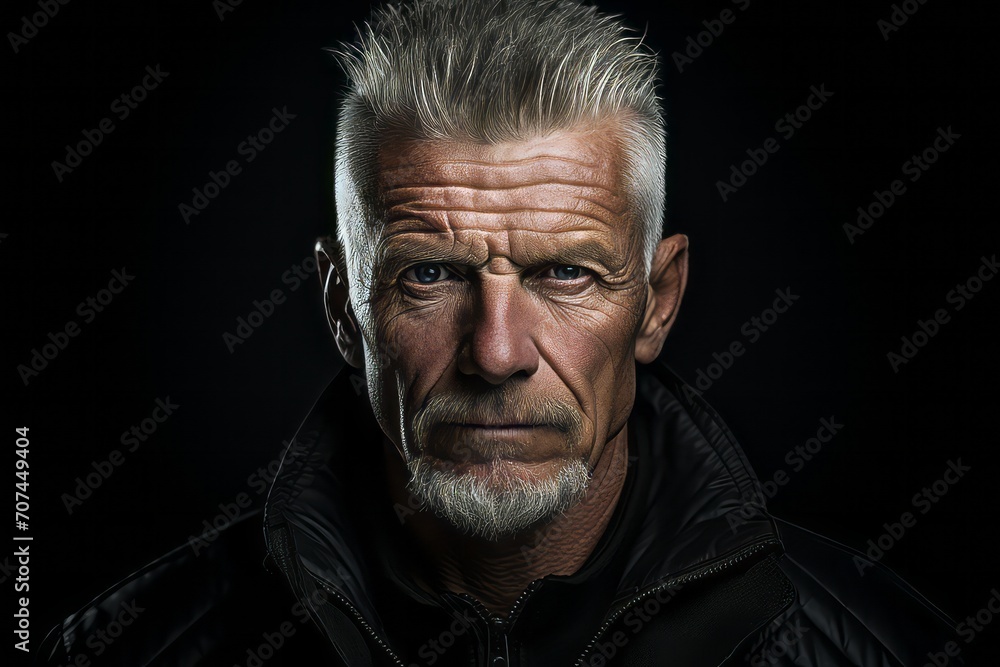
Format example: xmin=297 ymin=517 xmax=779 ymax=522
xmin=428 ymin=423 xmax=566 ymax=463
xmin=449 ymin=421 xmax=568 ymax=432
xmin=453 ymin=422 xmax=543 ymax=431
xmin=411 ymin=391 xmax=585 ymax=463
xmin=446 ymin=422 xmax=561 ymax=443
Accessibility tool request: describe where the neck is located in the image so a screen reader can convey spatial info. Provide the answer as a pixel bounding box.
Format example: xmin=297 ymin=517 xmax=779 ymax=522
xmin=385 ymin=427 xmax=630 ymax=616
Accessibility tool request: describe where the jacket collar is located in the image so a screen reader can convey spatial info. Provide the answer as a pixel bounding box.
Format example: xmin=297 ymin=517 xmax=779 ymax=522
xmin=263 ymin=361 xmax=780 ymax=645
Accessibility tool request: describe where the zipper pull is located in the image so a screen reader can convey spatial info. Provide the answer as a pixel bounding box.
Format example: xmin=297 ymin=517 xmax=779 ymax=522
xmin=489 ymin=615 xmax=511 ymax=666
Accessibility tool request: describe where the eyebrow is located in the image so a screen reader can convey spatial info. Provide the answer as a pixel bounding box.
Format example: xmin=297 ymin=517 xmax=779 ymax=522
xmin=513 ymin=235 xmax=622 ymax=271
xmin=374 ymin=229 xmax=626 ymax=278
xmin=375 ymin=233 xmax=482 ymax=277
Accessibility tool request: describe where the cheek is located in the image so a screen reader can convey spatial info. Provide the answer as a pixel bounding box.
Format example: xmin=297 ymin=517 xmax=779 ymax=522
xmin=539 ymin=285 xmax=644 ymax=363
xmin=366 ymin=301 xmax=464 ymax=430
xmin=536 ymin=291 xmax=644 ymax=425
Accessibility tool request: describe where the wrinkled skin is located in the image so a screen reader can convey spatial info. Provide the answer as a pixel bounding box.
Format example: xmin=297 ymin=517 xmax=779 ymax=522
xmin=318 ymin=122 xmax=689 ymax=612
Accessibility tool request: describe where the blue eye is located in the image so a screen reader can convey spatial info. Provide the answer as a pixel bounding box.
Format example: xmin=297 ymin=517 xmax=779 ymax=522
xmin=547 ymin=265 xmax=584 ymax=280
xmin=404 ymin=263 xmax=453 ymax=283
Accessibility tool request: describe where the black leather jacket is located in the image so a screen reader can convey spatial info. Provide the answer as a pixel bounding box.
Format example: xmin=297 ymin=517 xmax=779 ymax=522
xmin=39 ymin=363 xmax=964 ymax=666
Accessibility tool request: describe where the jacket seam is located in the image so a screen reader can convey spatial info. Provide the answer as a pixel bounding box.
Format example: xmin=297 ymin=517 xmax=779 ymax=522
xmin=652 ymin=363 xmax=764 ymax=504
xmin=774 ymin=518 xmax=960 ymax=626
xmin=783 ymin=551 xmax=904 ymax=666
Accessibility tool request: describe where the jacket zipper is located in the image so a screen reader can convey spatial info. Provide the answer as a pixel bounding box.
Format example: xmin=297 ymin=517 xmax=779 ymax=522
xmin=269 ymin=525 xmax=405 ymax=666
xmin=573 ymin=538 xmax=779 ymax=667
xmin=316 ymin=578 xmax=407 ymax=667
xmin=274 ymin=523 xmax=777 ymax=666
xmin=457 ymin=579 xmax=542 ymax=666
xmin=272 ymin=520 xmax=533 ymax=667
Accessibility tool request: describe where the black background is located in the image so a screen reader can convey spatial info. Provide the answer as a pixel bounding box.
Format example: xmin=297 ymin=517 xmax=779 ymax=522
xmin=6 ymin=0 xmax=999 ymax=663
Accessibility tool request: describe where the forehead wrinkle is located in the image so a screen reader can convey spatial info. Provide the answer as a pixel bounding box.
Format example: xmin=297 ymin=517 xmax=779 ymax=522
xmin=438 ymin=155 xmax=598 ymax=167
xmin=382 ymin=209 xmax=618 ymax=235
xmin=577 ymin=194 xmax=625 ymax=216
xmin=381 ymin=178 xmax=612 ymax=191
xmin=380 ymin=154 xmax=602 ymax=172
xmin=382 ymin=183 xmax=624 ymax=214
xmin=378 ymin=157 xmax=616 ymax=194
xmin=387 ymin=206 xmax=619 ymax=224
xmin=382 ymin=197 xmax=624 ymax=224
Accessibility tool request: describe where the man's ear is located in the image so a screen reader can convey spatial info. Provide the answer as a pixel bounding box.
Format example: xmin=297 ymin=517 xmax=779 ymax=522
xmin=635 ymin=233 xmax=689 ymax=364
xmin=315 ymin=236 xmax=364 ymax=368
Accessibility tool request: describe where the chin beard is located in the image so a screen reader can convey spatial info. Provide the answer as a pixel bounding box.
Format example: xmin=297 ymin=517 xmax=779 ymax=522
xmin=405 ymin=455 xmax=591 ymax=541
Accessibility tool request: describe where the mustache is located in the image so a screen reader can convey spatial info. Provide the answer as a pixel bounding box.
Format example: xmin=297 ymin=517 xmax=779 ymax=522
xmin=411 ymin=387 xmax=583 ymax=448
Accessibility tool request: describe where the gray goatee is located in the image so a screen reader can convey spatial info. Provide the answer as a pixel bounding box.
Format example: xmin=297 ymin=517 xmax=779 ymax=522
xmin=406 ymin=389 xmax=590 ymax=540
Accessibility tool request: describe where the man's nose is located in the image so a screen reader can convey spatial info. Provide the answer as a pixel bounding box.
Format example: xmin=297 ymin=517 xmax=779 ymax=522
xmin=458 ymin=281 xmax=539 ymax=384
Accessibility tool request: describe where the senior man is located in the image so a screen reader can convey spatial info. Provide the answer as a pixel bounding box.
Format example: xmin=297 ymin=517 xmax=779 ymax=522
xmin=41 ymin=1 xmax=963 ymax=665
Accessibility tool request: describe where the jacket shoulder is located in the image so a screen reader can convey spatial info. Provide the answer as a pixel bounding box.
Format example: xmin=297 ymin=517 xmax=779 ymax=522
xmin=758 ymin=518 xmax=964 ymax=666
xmin=37 ymin=510 xmax=329 ymax=666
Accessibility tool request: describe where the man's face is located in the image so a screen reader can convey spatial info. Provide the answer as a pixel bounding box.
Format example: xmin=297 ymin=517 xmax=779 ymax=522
xmin=350 ymin=126 xmax=653 ymax=537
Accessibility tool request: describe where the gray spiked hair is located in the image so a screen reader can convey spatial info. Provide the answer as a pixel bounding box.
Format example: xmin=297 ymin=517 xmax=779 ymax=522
xmin=332 ymin=0 xmax=666 ymax=305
